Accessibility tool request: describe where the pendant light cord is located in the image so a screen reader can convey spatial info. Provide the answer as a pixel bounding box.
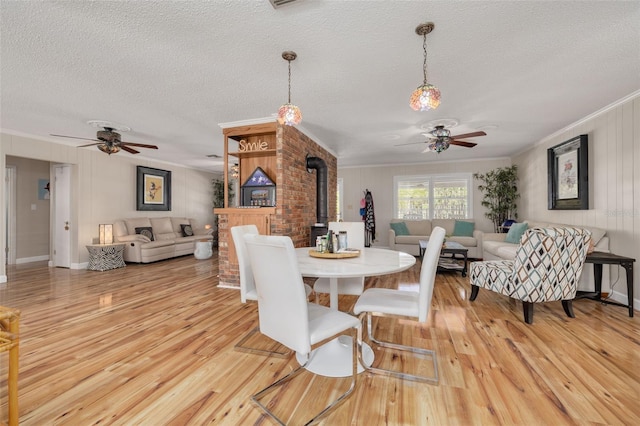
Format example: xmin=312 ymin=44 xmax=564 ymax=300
xmin=288 ymin=59 xmax=292 ymax=104
xmin=422 ymin=34 xmax=428 ymax=86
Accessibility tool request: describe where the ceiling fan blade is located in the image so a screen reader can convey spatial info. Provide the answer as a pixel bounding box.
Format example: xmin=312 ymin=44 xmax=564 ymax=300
xmin=121 ymin=141 xmax=159 ymax=149
xmin=450 ymin=140 xmax=477 ymax=148
xmin=394 ymin=141 xmax=427 ymax=147
xmin=77 ymin=142 xmax=102 ymax=147
xmin=120 ymin=145 xmax=140 ymax=154
xmin=449 ymin=131 xmax=486 ymax=139
xmin=51 ymin=134 xmax=99 ymax=142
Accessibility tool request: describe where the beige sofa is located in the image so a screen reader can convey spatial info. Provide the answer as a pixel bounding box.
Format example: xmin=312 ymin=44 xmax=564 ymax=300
xmin=114 ymin=217 xmax=213 ymax=263
xmin=388 ymin=219 xmax=482 ymax=258
xmin=482 ymin=219 xmax=609 ymax=291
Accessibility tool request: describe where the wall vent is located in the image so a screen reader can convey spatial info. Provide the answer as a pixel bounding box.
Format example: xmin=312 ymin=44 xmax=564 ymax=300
xmin=269 ymin=0 xmax=298 ymax=9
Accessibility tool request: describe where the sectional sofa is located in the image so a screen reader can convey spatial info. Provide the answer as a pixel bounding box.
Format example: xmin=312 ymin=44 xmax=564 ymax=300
xmin=388 ymin=218 xmax=482 ymax=258
xmin=114 ymin=217 xmax=212 ymax=263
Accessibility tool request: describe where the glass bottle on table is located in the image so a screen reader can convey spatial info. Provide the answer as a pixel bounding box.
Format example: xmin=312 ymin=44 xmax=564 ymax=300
xmin=338 ymin=231 xmax=348 ymax=252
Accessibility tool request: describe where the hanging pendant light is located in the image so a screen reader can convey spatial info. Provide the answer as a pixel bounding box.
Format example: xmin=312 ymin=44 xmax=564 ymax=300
xmin=410 ymin=22 xmax=440 ymax=111
xmin=277 ymin=51 xmax=302 ymax=126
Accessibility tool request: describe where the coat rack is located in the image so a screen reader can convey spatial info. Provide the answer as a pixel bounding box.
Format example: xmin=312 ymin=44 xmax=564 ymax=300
xmin=362 ymin=189 xmax=375 ymax=247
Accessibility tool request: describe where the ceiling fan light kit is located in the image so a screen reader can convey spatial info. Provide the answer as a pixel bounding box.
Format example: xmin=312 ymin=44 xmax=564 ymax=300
xmin=277 ymin=51 xmax=302 ymax=126
xmin=98 ymin=144 xmax=120 ymax=155
xmin=427 ymin=138 xmax=450 ymax=153
xmin=410 ymin=22 xmax=440 ymax=111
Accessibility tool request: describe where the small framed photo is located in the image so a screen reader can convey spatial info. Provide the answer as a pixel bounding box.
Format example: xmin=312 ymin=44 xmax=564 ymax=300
xmin=136 ymin=166 xmax=171 ymax=211
xmin=38 ymin=179 xmax=50 ymax=200
xmin=547 ymin=134 xmax=588 ymax=210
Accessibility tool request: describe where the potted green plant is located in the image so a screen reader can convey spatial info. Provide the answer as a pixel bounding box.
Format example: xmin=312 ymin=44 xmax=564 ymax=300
xmin=473 ymin=165 xmax=519 ymax=233
xmin=212 ymin=177 xmax=233 ymax=245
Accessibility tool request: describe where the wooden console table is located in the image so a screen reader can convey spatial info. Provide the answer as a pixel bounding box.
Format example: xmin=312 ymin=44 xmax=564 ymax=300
xmin=577 ymin=251 xmax=635 ymax=317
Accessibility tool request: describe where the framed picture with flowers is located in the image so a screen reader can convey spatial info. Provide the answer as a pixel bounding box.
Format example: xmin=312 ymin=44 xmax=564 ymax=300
xmin=547 ymin=134 xmax=588 ymax=210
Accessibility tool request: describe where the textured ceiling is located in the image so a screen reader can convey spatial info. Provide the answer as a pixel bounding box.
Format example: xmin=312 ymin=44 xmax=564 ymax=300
xmin=1 ymin=1 xmax=639 ymax=172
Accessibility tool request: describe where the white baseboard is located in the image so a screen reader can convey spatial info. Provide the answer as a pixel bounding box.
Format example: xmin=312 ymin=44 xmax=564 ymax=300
xmin=16 ymin=255 xmax=49 ymax=264
xmin=0 ymin=275 xmax=6 ymax=283
xmin=218 ymin=283 xmax=240 ymax=290
xmin=44 ymin=260 xmax=86 ymax=269
xmin=609 ymin=288 xmax=639 ymax=312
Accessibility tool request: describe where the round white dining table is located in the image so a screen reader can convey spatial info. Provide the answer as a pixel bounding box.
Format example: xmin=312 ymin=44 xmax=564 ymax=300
xmin=294 ymin=247 xmax=416 ymax=377
xmin=295 ymin=247 xmax=416 ymax=310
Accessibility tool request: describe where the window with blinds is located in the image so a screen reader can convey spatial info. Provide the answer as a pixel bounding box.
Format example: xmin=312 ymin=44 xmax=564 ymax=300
xmin=393 ymin=173 xmax=472 ymax=219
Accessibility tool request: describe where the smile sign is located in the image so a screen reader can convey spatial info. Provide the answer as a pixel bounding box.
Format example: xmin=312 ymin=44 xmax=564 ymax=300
xmin=238 ymin=139 xmax=269 ymax=152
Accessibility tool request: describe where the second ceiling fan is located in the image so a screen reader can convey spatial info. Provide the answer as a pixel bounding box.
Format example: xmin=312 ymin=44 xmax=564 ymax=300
xmin=51 ymin=126 xmax=158 ymax=155
xmin=396 ymin=125 xmax=486 ymax=153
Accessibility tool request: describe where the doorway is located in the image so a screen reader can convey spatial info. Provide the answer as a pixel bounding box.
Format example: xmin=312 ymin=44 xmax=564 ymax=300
xmin=5 ymin=166 xmax=17 ymax=265
xmin=52 ymin=164 xmax=72 ymax=268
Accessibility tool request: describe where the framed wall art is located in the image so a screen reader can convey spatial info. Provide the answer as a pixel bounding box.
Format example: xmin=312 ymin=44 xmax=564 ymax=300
xmin=547 ymin=134 xmax=588 ymax=210
xmin=136 ymin=166 xmax=171 ymax=211
xmin=38 ymin=179 xmax=50 ymax=200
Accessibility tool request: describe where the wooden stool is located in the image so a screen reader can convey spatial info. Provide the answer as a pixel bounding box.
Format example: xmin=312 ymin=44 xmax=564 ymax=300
xmin=0 ymin=306 xmax=20 ymax=426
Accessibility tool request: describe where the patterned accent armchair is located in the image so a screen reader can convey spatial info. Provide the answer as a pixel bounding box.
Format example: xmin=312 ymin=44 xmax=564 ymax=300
xmin=469 ymin=227 xmax=591 ymax=324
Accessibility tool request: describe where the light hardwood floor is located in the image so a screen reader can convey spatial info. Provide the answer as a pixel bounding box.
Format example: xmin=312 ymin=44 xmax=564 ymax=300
xmin=0 ymin=254 xmax=638 ymax=425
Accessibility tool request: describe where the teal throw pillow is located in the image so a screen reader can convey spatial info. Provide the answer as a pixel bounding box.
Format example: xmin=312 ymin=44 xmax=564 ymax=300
xmin=452 ymin=220 xmax=475 ymax=237
xmin=505 ymin=222 xmax=528 ymax=244
xmin=390 ymin=222 xmax=410 ymax=236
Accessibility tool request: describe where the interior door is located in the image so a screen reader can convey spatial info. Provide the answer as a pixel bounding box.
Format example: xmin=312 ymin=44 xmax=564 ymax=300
xmin=4 ymin=166 xmax=17 ymax=265
xmin=53 ymin=165 xmax=71 ymax=268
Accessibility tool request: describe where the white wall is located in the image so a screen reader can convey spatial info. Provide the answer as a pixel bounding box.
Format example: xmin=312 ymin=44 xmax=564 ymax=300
xmin=513 ymin=92 xmax=639 ymax=309
xmin=1 ymin=133 xmax=216 ymax=280
xmin=338 ymin=158 xmax=512 ymax=247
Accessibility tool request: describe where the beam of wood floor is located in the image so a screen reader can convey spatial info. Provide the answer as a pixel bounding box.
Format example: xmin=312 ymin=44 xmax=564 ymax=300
xmin=0 ymin=255 xmax=638 ymax=425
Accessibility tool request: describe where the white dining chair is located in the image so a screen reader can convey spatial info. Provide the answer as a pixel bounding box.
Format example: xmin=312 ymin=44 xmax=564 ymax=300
xmin=353 ymin=226 xmax=445 ymax=384
xmin=313 ymin=221 xmax=366 ymax=304
xmin=231 ymin=225 xmax=312 ymax=357
xmin=244 ymin=234 xmax=360 ymax=425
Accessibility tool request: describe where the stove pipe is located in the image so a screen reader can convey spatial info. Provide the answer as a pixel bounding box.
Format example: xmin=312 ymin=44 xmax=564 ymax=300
xmin=306 ymin=155 xmax=328 ymax=225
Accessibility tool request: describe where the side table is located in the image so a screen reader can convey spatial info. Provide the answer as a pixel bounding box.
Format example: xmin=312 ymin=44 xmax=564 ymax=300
xmin=576 ymin=251 xmax=635 ymax=317
xmin=86 ymin=243 xmax=126 ymax=271
xmin=419 ymin=240 xmax=469 ymax=277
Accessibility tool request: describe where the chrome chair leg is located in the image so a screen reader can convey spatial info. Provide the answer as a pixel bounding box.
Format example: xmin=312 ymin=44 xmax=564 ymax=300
xmin=357 ymin=312 xmax=438 ymax=384
xmin=234 ymin=326 xmax=291 ymax=358
xmin=251 ymin=328 xmax=359 ymax=425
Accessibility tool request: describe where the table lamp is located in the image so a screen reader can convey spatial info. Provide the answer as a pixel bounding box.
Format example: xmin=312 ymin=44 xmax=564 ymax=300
xmin=99 ymin=224 xmax=113 ymax=244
